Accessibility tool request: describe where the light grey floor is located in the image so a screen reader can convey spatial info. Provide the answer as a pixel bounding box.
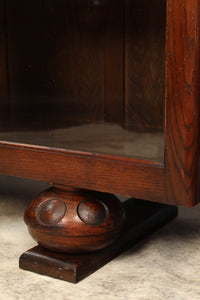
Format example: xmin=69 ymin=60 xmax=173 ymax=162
xmin=1 ymin=175 xmax=200 ymax=300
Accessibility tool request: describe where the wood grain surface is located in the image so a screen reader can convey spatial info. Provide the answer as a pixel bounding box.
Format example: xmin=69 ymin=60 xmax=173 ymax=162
xmin=165 ymin=0 xmax=200 ymax=206
xmin=4 ymin=0 xmax=165 ymax=133
xmin=5 ymin=0 xmax=125 ymax=129
xmin=6 ymin=0 xmax=103 ymax=128
xmin=24 ymin=186 xmax=125 ymax=252
xmin=0 ymin=141 xmax=166 ymax=203
xmin=104 ymin=0 xmax=124 ymax=125
xmin=125 ymin=0 xmax=165 ymax=132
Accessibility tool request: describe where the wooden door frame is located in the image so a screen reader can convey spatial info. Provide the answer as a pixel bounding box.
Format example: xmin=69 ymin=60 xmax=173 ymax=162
xmin=165 ymin=0 xmax=200 ymax=206
xmin=0 ymin=0 xmax=199 ymax=207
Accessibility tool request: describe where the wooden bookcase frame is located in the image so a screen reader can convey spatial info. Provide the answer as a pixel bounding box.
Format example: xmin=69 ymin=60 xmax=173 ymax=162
xmin=0 ymin=0 xmax=199 ymax=207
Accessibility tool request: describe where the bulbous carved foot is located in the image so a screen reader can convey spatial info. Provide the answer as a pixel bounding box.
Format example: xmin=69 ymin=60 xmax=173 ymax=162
xmin=24 ymin=186 xmax=125 ymax=253
xmin=20 ymin=188 xmax=178 ymax=283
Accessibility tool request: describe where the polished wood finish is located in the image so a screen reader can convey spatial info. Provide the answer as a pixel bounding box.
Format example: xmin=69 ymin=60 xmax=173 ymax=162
xmin=20 ymin=198 xmax=178 ymax=283
xmin=24 ymin=186 xmax=125 ymax=253
xmin=165 ymin=0 xmax=200 ymax=206
xmin=0 ymin=141 xmax=165 ymax=203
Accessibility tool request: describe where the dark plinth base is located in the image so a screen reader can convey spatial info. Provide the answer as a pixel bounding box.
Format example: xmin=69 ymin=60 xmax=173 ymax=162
xmin=19 ymin=199 xmax=178 ymax=283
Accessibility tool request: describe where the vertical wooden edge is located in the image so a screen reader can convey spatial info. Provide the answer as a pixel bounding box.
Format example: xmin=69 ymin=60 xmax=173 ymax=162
xmin=165 ymin=0 xmax=200 ymax=206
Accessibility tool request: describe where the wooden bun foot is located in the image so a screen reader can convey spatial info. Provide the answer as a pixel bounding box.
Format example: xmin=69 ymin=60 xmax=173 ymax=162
xmin=20 ymin=189 xmax=178 ymax=283
xmin=24 ymin=186 xmax=125 ymax=253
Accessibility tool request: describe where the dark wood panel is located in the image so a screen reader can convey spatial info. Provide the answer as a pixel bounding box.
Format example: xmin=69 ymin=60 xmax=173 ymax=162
xmin=6 ymin=0 xmax=124 ymax=131
xmin=6 ymin=0 xmax=103 ymax=130
xmin=104 ymin=0 xmax=124 ymax=125
xmin=165 ymin=0 xmax=200 ymax=207
xmin=0 ymin=142 xmax=166 ymax=203
xmin=6 ymin=0 xmax=104 ymax=128
xmin=125 ymin=0 xmax=166 ymax=132
xmin=0 ymin=0 xmax=9 ymax=128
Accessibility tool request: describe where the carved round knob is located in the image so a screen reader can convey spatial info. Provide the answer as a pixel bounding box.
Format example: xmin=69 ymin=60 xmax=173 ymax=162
xmin=24 ymin=187 xmax=125 ymax=253
xmin=77 ymin=199 xmax=108 ymax=226
xmin=38 ymin=199 xmax=67 ymax=225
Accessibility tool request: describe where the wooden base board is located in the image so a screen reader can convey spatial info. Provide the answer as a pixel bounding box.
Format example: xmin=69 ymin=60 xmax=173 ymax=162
xmin=19 ymin=199 xmax=178 ymax=283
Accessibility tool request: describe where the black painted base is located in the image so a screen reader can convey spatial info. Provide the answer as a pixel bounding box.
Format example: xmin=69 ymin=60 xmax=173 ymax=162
xmin=19 ymin=199 xmax=178 ymax=283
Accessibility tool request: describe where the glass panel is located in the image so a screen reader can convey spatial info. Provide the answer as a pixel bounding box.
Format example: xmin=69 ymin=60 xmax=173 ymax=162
xmin=0 ymin=0 xmax=166 ymax=162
